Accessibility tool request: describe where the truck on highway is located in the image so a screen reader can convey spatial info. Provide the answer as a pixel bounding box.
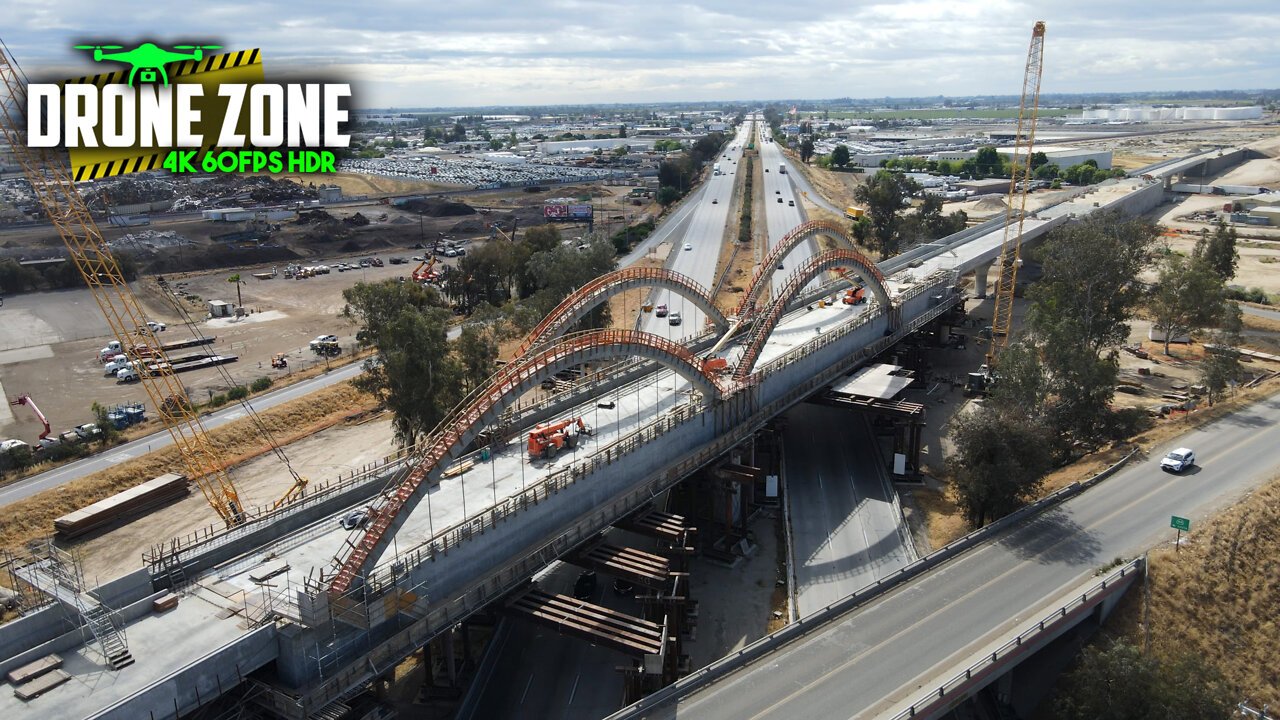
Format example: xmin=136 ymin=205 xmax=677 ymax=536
xmin=713 ymin=163 xmax=721 ymax=176
xmin=778 ymin=163 xmax=786 ymax=174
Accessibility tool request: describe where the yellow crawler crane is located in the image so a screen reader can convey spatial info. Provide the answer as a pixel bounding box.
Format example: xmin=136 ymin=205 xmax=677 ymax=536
xmin=987 ymin=21 xmax=1047 ymax=368
xmin=0 ymin=43 xmax=250 ymax=524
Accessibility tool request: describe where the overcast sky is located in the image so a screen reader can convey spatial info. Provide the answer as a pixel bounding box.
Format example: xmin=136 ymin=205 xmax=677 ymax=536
xmin=5 ymin=0 xmax=1278 ymax=108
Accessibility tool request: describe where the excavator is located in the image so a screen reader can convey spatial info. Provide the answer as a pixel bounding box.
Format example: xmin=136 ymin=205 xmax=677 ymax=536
xmin=9 ymin=395 xmax=55 ymax=448
xmin=488 ymin=217 xmax=518 ymax=243
xmin=527 ymin=417 xmax=591 ymax=460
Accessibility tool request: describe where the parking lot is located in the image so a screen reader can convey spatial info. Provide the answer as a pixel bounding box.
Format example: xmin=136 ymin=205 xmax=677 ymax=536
xmin=0 ymin=246 xmax=456 ymax=445
xmin=341 ymin=154 xmax=617 ymax=186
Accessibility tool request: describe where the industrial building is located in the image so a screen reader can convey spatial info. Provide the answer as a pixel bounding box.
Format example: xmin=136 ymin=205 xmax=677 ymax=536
xmin=1076 ymin=106 xmax=1263 ymax=122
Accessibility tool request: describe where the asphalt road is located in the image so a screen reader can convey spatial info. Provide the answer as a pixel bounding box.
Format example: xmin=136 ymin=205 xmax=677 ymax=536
xmin=754 ymin=121 xmax=816 ymax=298
xmin=785 ymin=405 xmax=915 ymax=615
xmin=634 ymin=391 xmax=1280 ymax=720
xmin=1241 ymin=303 xmax=1280 ymax=323
xmin=0 ymin=359 xmax=364 ymax=507
xmin=640 ymin=123 xmax=753 ymax=342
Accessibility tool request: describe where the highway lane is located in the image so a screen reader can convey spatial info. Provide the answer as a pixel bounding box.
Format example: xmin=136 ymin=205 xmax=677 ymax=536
xmin=785 ymin=406 xmax=915 ymax=614
xmin=1242 ymin=303 xmax=1280 ymax=323
xmin=641 ymin=123 xmax=752 ymax=342
xmin=0 ymin=359 xmax=365 ymax=507
xmin=754 ymin=122 xmax=816 ymax=299
xmin=633 ymin=391 xmax=1280 ymax=720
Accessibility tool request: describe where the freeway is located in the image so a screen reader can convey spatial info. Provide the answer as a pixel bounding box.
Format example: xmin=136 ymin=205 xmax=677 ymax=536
xmin=625 ymin=392 xmax=1280 ymax=720
xmin=641 ymin=123 xmax=753 ymax=341
xmin=0 ymin=359 xmax=365 ymax=507
xmin=755 ymin=120 xmax=816 ymax=298
xmin=785 ymin=406 xmax=915 ymax=614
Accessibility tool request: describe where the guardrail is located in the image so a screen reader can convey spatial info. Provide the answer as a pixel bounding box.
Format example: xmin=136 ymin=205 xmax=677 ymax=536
xmin=602 ymin=444 xmax=1140 ymax=720
xmin=888 ymin=558 xmax=1145 ymax=720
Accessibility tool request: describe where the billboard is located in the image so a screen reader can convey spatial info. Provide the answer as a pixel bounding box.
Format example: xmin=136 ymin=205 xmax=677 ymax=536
xmin=544 ymin=204 xmax=594 ymax=221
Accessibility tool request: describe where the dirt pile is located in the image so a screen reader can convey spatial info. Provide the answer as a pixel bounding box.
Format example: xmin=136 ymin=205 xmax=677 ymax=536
xmin=402 ymin=198 xmax=476 ymax=218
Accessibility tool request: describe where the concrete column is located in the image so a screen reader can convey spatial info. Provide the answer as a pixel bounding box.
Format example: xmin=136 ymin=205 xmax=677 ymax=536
xmin=443 ymin=630 xmax=457 ymax=685
xmin=973 ymin=261 xmax=993 ymax=299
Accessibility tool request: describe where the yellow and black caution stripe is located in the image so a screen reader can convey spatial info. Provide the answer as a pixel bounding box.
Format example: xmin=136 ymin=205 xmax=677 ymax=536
xmin=66 ymin=49 xmax=264 ymax=181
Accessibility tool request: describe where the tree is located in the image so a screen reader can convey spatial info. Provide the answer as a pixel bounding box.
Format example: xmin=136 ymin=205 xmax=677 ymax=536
xmin=1055 ymin=640 xmax=1234 ymax=720
xmin=1028 ymin=214 xmax=1157 ymax=356
xmin=343 ymin=282 xmax=460 ymax=445
xmin=1149 ymin=255 xmax=1225 ymax=356
xmin=451 ymin=121 xmax=466 ymax=141
xmin=455 ymin=325 xmax=498 ymax=392
xmin=853 ymin=170 xmax=919 ymax=258
xmin=1029 ymin=150 xmax=1048 ymax=169
xmin=1199 ymin=303 xmax=1245 ymax=406
xmin=1193 ymin=218 xmax=1238 ymax=281
xmin=947 ymin=404 xmax=1053 ymax=526
xmin=618 ymin=124 xmax=627 ymax=138
xmin=800 ymin=138 xmax=815 ymax=163
xmin=656 ymin=185 xmax=681 ymax=208
xmin=227 ymin=273 xmax=243 ymax=308
xmin=830 ymin=144 xmax=850 ymax=168
xmin=973 ymin=145 xmax=1003 ymax=177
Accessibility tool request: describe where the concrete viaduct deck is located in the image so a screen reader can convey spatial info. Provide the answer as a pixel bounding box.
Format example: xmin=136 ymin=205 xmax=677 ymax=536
xmin=0 ymin=156 xmax=1194 ymax=720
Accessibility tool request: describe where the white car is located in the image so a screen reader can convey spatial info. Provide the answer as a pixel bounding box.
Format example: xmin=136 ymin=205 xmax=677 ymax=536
xmin=147 ymin=321 xmax=167 ymax=332
xmin=310 ymin=334 xmax=339 ymax=350
xmin=683 ymin=243 xmax=693 ymax=251
xmin=1160 ymin=448 xmax=1195 ymax=473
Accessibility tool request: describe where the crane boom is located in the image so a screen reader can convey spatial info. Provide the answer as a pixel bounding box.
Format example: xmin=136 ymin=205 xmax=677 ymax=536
xmin=10 ymin=395 xmax=52 ymax=442
xmin=0 ymin=44 xmax=246 ymax=526
xmin=987 ymin=21 xmax=1046 ymax=367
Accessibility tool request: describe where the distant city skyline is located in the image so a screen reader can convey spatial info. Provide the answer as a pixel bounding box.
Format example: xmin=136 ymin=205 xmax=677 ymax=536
xmin=6 ymin=0 xmax=1279 ymax=108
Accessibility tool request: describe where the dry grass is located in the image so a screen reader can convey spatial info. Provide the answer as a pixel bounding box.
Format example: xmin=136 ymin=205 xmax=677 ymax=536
xmin=910 ymin=484 xmax=969 ymax=549
xmin=1103 ymin=474 xmax=1280 ymax=705
xmin=1242 ymin=309 xmax=1280 ymax=335
xmin=0 ymin=382 xmax=378 ymax=555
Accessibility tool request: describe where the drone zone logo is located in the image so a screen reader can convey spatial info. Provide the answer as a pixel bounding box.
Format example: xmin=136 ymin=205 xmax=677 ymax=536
xmin=26 ymin=42 xmax=351 ymax=179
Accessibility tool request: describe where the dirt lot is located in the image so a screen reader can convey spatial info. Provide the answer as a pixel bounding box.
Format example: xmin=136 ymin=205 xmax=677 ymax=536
xmin=75 ymin=415 xmax=396 ymax=582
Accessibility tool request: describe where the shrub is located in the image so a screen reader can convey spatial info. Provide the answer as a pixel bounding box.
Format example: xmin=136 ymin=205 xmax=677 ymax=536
xmin=209 ymin=393 xmax=228 ymax=407
xmin=226 ymin=386 xmax=249 ymax=401
xmin=250 ymin=377 xmax=273 ymax=393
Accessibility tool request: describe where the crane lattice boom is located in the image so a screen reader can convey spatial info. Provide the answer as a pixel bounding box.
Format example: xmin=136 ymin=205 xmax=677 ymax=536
xmin=0 ymin=45 xmax=246 ymax=526
xmin=988 ymin=21 xmax=1046 ymax=366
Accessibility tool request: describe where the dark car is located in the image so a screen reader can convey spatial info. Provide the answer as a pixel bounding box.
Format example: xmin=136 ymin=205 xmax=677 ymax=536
xmin=573 ymin=570 xmax=597 ymax=600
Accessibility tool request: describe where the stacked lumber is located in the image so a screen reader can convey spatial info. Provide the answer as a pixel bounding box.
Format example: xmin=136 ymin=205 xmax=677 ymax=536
xmin=54 ymin=473 xmax=189 ymax=538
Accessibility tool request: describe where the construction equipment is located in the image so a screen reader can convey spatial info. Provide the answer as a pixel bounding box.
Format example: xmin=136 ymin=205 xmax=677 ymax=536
xmin=0 ymin=43 xmax=311 ymax=526
xmin=271 ymin=353 xmax=288 ymax=369
xmin=10 ymin=395 xmax=55 ymax=448
xmin=527 ymin=417 xmax=591 ymax=460
xmin=488 ymin=217 xmax=519 ymax=243
xmin=986 ymin=21 xmax=1046 ymax=369
xmin=842 ymin=287 xmax=866 ymax=305
xmin=412 ymin=255 xmax=440 ymax=284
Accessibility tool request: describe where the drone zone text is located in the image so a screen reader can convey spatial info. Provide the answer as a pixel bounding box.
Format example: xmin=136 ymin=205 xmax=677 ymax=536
xmin=26 ymin=83 xmax=351 ymax=149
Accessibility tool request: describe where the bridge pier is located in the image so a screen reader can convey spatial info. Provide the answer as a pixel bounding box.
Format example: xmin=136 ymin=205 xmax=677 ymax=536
xmin=972 ymin=261 xmax=993 ymax=299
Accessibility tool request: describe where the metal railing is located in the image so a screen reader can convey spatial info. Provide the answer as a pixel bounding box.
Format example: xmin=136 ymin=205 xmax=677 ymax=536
xmin=888 ymin=558 xmax=1144 ymax=720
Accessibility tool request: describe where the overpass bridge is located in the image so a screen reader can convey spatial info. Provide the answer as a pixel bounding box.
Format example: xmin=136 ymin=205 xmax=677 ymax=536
xmin=0 ymin=167 xmax=1179 ymax=720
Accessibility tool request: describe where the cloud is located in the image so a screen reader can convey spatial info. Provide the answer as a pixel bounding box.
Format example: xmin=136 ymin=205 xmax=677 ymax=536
xmin=3 ymin=0 xmax=1277 ymax=106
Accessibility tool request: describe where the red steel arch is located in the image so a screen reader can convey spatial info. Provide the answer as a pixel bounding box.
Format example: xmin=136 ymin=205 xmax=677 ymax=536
xmin=735 ymin=220 xmax=888 ymax=317
xmin=733 ymin=249 xmax=892 ymax=380
xmin=329 ymin=329 xmax=723 ymax=595
xmin=517 ymin=266 xmax=729 ymax=358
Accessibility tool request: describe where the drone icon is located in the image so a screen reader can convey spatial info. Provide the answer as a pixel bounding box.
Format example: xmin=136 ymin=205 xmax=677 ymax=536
xmin=74 ymin=43 xmax=223 ymax=86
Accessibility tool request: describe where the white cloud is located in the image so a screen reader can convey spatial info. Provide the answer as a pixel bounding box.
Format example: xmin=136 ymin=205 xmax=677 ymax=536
xmin=2 ymin=0 xmax=1276 ymax=106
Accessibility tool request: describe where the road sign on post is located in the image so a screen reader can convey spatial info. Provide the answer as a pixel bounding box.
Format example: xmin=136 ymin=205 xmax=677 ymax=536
xmin=1171 ymin=515 xmax=1190 ymax=552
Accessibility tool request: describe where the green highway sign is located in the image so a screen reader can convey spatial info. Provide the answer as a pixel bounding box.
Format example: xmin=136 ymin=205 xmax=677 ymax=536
xmin=1170 ymin=516 xmax=1191 ymax=532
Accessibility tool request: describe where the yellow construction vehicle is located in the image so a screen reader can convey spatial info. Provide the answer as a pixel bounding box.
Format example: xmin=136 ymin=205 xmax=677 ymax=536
xmin=986 ymin=21 xmax=1047 ymax=370
xmin=0 ymin=42 xmax=310 ymax=526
